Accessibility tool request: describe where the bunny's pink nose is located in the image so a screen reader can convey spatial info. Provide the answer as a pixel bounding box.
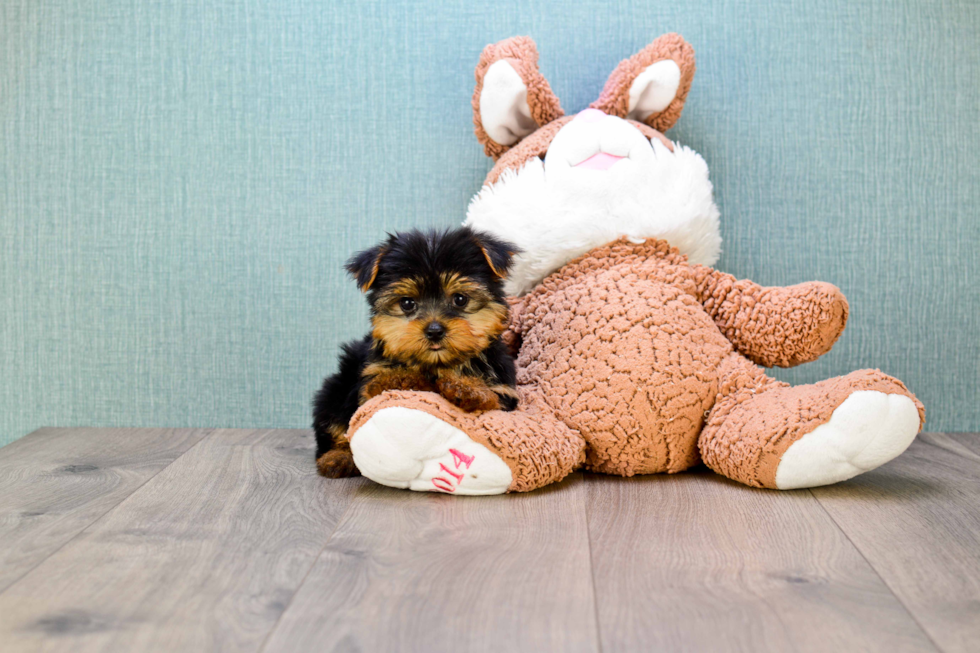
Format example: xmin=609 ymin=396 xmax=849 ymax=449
xmin=575 ymin=108 xmax=607 ymax=123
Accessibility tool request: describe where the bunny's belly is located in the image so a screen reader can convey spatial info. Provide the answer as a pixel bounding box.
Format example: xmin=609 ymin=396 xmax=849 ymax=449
xmin=517 ymin=277 xmax=733 ymax=475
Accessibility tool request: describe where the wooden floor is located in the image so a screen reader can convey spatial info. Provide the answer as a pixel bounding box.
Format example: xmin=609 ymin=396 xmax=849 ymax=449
xmin=0 ymin=428 xmax=977 ymax=652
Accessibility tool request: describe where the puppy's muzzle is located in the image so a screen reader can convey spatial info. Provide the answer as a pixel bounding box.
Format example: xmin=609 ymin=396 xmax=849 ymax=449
xmin=424 ymin=321 xmax=446 ymax=342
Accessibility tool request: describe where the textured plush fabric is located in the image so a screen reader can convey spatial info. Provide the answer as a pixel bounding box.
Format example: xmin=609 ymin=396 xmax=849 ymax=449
xmin=350 ymin=388 xmax=585 ymax=493
xmin=473 ymin=37 xmax=565 ymax=159
xmin=692 ymin=267 xmax=850 ymax=368
xmin=700 ymin=361 xmax=925 ymax=487
xmin=350 ymin=238 xmax=924 ymax=490
xmin=515 ymin=239 xmax=731 ymax=476
xmin=590 ymin=32 xmax=696 ymax=133
xmin=1 ymin=0 xmax=978 ymax=447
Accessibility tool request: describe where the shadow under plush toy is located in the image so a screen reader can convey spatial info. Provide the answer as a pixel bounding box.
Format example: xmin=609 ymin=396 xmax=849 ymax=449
xmin=343 ymin=33 xmax=924 ymax=495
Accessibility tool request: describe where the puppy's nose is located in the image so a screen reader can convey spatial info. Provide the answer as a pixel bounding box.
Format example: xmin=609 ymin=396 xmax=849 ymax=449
xmin=424 ymin=321 xmax=446 ymax=342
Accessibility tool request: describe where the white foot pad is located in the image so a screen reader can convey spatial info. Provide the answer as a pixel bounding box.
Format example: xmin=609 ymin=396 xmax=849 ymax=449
xmin=775 ymin=391 xmax=920 ymax=490
xmin=349 ymin=407 xmax=512 ymax=495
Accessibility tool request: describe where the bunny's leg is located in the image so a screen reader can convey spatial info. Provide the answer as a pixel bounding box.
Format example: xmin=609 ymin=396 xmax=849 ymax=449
xmin=346 ymin=388 xmax=585 ymax=495
xmin=698 ymin=353 xmax=924 ymax=489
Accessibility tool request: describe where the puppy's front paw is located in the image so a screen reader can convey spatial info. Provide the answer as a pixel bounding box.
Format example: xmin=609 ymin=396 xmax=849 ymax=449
xmin=316 ymin=450 xmax=361 ymax=478
xmin=496 ymin=392 xmax=519 ymax=412
xmin=363 ymin=368 xmax=435 ymax=400
xmin=437 ymin=378 xmax=500 ymax=412
xmin=452 ymin=388 xmax=501 ymax=412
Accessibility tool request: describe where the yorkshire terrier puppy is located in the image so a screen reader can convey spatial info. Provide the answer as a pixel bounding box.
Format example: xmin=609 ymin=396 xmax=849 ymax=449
xmin=313 ymin=227 xmax=520 ymax=478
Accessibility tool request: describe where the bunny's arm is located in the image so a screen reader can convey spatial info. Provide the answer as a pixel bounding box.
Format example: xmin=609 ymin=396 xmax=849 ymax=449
xmin=691 ymin=265 xmax=849 ymax=368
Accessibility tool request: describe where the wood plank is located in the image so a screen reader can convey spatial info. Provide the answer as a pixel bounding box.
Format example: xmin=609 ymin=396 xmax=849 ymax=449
xmin=0 ymin=427 xmax=209 ymax=592
xmin=0 ymin=428 xmax=363 ymax=652
xmin=813 ymin=433 xmax=980 ymax=653
xmin=586 ymin=469 xmax=938 ymax=653
xmin=262 ymin=474 xmax=600 ymax=653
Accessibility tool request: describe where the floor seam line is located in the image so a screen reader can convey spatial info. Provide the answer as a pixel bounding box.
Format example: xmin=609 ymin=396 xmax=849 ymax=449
xmin=0 ymin=427 xmax=215 ymax=598
xmin=256 ymin=480 xmax=364 ymax=653
xmin=583 ymin=474 xmax=605 ymax=653
xmin=809 ymin=488 xmax=945 ymax=653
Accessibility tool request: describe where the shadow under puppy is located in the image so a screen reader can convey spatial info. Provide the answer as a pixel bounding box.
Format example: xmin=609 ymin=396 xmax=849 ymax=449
xmin=313 ymin=227 xmax=520 ymax=478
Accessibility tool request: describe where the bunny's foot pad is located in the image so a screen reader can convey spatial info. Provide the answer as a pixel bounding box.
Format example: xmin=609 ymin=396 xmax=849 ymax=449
xmin=775 ymin=391 xmax=920 ymax=490
xmin=349 ymin=407 xmax=512 ymax=495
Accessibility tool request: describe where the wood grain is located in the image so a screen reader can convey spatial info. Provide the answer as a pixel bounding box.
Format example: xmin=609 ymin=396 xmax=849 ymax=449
xmin=262 ymin=474 xmax=600 ymax=653
xmin=813 ymin=433 xmax=980 ymax=653
xmin=0 ymin=428 xmax=363 ymax=652
xmin=585 ymin=469 xmax=938 ymax=653
xmin=0 ymin=427 xmax=209 ymax=592
xmin=2 ymin=428 xmax=978 ymax=653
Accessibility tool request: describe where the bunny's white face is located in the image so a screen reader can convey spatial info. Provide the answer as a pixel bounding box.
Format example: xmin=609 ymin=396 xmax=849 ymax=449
xmin=463 ymin=35 xmax=720 ymax=296
xmin=547 ymin=108 xmax=665 ymax=173
xmin=465 ymin=109 xmax=720 ymax=295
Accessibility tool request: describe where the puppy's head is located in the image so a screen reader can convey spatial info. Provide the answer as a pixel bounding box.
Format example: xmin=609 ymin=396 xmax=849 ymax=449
xmin=346 ymin=227 xmax=518 ymax=366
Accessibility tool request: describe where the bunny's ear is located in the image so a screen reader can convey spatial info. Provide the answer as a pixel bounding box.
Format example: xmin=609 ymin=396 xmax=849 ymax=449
xmin=473 ymin=37 xmax=564 ymax=159
xmin=591 ymin=33 xmax=695 ymax=133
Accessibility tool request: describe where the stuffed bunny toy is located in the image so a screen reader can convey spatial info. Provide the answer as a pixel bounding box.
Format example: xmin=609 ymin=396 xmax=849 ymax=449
xmin=340 ymin=33 xmax=924 ymax=495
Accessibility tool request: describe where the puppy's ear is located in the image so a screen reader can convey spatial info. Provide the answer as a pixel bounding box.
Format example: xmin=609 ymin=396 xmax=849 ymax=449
xmin=591 ymin=33 xmax=695 ymax=133
xmin=473 ymin=232 xmax=519 ymax=280
xmin=473 ymin=36 xmax=564 ymax=160
xmin=345 ymin=245 xmax=386 ymax=292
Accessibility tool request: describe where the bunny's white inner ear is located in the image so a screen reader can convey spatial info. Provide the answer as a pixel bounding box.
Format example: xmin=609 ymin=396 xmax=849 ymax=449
xmin=627 ymin=59 xmax=682 ymax=122
xmin=480 ymin=60 xmax=536 ymax=146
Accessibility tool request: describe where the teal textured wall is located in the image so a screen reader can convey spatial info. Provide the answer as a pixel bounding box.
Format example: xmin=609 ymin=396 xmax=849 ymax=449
xmin=2 ymin=0 xmax=978 ymax=446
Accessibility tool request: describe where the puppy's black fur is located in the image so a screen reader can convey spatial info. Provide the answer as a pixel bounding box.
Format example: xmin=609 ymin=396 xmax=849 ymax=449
xmin=313 ymin=227 xmax=519 ymax=478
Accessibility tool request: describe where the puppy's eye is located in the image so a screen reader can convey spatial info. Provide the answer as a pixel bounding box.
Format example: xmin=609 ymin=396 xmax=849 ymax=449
xmin=398 ymin=298 xmax=417 ymax=314
xmin=452 ymin=293 xmax=469 ymax=308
